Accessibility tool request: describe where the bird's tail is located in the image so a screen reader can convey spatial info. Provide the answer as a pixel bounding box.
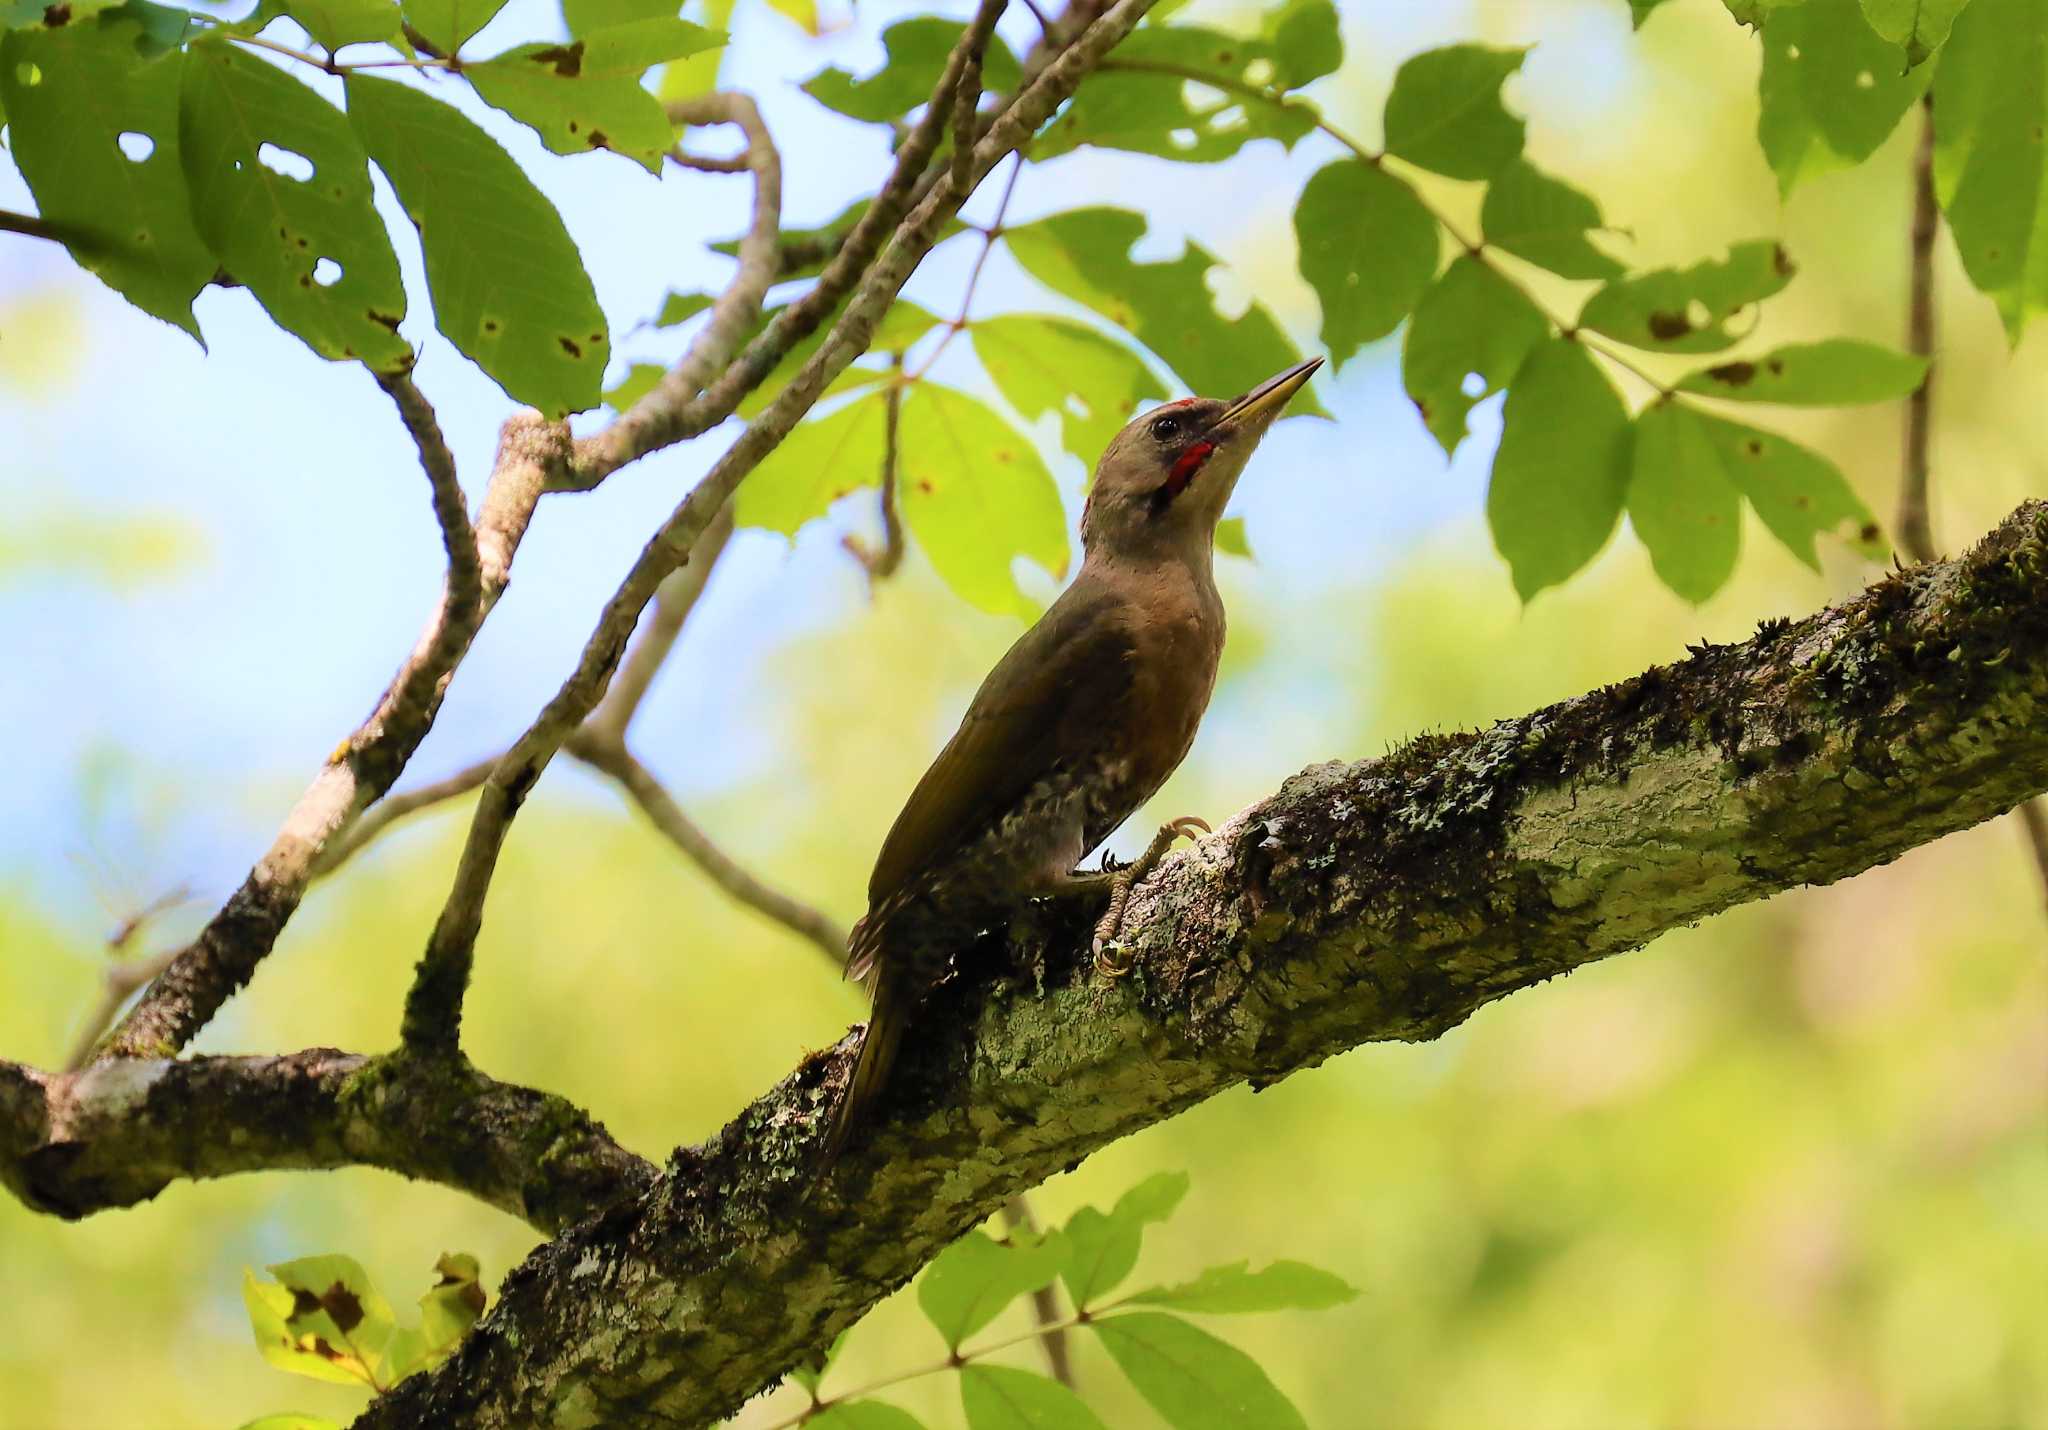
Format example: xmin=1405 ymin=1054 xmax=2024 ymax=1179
xmin=822 ymin=976 xmax=907 ymax=1166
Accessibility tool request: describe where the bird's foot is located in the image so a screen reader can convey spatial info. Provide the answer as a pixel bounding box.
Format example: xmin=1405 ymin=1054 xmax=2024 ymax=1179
xmin=1092 ymin=816 xmax=1210 ymax=977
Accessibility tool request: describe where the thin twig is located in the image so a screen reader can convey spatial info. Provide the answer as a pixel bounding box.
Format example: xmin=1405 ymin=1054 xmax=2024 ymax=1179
xmin=311 ymin=758 xmax=497 ymax=876
xmin=910 ymin=153 xmax=1022 ymax=380
xmin=586 ymin=503 xmax=737 ymax=743
xmin=2016 ymin=802 xmax=2048 ymax=920
xmin=666 ymin=148 xmax=753 ymax=174
xmin=65 ymin=947 xmax=181 ymax=1073
xmin=1001 ymin=1195 xmax=1076 ymax=1387
xmin=1899 ymin=95 xmax=1939 ymax=565
xmin=843 ymin=357 xmax=907 ymax=582
xmin=570 ymin=739 xmax=849 ymax=965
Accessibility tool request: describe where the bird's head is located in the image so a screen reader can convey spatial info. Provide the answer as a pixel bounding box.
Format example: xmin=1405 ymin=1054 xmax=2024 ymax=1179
xmin=1080 ymin=356 xmax=1324 ymax=561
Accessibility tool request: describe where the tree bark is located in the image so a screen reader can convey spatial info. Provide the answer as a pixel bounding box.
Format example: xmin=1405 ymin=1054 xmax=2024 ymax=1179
xmin=349 ymin=501 xmax=2048 ymax=1428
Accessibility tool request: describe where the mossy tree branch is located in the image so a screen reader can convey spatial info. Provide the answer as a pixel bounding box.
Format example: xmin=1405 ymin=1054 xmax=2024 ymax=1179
xmin=350 ymin=504 xmax=2048 ymax=1429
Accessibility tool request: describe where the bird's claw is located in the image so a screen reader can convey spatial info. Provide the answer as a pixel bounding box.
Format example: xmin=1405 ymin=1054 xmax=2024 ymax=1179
xmin=1090 ymin=815 xmax=1211 ymax=976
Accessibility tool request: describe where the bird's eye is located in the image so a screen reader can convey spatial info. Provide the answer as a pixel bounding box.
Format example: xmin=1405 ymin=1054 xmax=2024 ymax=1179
xmin=1149 ymin=414 xmax=1181 ymax=442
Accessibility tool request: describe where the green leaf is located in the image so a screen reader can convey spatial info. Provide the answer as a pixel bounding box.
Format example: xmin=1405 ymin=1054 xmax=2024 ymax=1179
xmin=1859 ymin=0 xmax=1971 ymax=66
xmin=1032 ymin=1 xmax=1337 ymax=164
xmin=178 ymin=39 xmax=410 ymax=369
xmin=1126 ymin=1260 xmax=1358 ymax=1314
xmin=809 ymin=1404 xmax=929 ymax=1430
xmin=1215 ymin=515 xmax=1253 ymax=558
xmin=803 ymin=17 xmax=1021 ymax=123
xmin=283 ymin=0 xmax=398 ymax=50
xmin=787 ymin=1327 xmax=850 ymax=1397
xmin=1627 ymin=401 xmax=1742 ymax=602
xmin=346 ymin=73 xmax=607 ymax=416
xmin=235 ymin=1417 xmax=344 ymax=1430
xmin=898 ymin=383 xmax=1071 ymax=619
xmin=1577 ymin=240 xmax=1796 ymax=353
xmin=1675 ymin=339 xmax=1928 ymax=404
xmin=1400 ymin=253 xmax=1549 ymax=459
xmin=1381 ymin=43 xmax=1527 ymax=180
xmin=468 ymin=18 xmax=724 ymax=172
xmin=1058 ymin=1170 xmax=1189 ymax=1309
xmin=763 ymin=0 xmax=817 ymax=33
xmin=1487 ymin=337 xmax=1633 ymax=600
xmin=1756 ymin=0 xmax=1926 ymax=197
xmin=734 ymin=390 xmax=889 ymax=534
xmin=412 ymin=1252 xmax=485 ymax=1371
xmin=0 ymin=17 xmax=213 ymax=337
xmin=604 ymin=360 xmax=664 ymax=411
xmin=917 ymin=1228 xmax=1069 ymax=1349
xmin=1627 ymin=0 xmax=1676 ymax=26
xmin=1090 ymin=1313 xmax=1308 ymax=1430
xmin=1724 ymin=0 xmax=1804 ymax=22
xmin=1293 ymin=160 xmax=1439 ymax=370
xmin=959 ymin=1365 xmax=1111 ymax=1430
xmin=1691 ymin=408 xmax=1885 ymax=569
xmin=654 ymin=290 xmax=713 ymax=328
xmin=969 ymin=315 xmax=1167 ymax=468
xmin=1480 ymin=158 xmax=1623 ymax=280
xmin=562 ymin=0 xmax=669 ymax=33
xmin=1931 ymin=0 xmax=2048 ymax=339
xmin=400 ymin=0 xmax=505 ymax=53
xmin=1005 ymin=208 xmax=1329 ymax=417
xmin=657 ymin=0 xmax=731 ymax=104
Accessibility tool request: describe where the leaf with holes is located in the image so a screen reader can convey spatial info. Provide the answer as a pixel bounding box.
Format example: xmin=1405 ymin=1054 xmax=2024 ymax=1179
xmin=243 ymin=1255 xmax=401 ymax=1389
xmin=1932 ymin=0 xmax=2048 ymax=339
xmin=1675 ymin=339 xmax=1927 ymax=404
xmin=1126 ymin=1260 xmax=1358 ymax=1314
xmin=1006 ymin=208 xmax=1327 ymax=417
xmin=400 ymin=0 xmax=504 ymax=54
xmin=347 ymin=74 xmax=607 ymax=416
xmin=803 ymin=16 xmax=1021 ymax=123
xmin=0 ymin=14 xmax=213 ymax=338
xmin=1401 ymin=254 xmax=1549 ymax=459
xmin=1293 ymin=159 xmax=1439 ymax=369
xmin=898 ymin=384 xmax=1071 ymax=619
xmin=1577 ymin=240 xmax=1795 ymax=353
xmin=282 ymin=0 xmax=398 ymax=50
xmin=970 ymin=315 xmax=1167 ymax=468
xmin=177 ymin=39 xmax=409 ymax=368
xmin=1756 ymin=0 xmax=1925 ymax=196
xmin=959 ymin=1365 xmax=1111 ymax=1430
xmin=733 ymin=389 xmax=889 ymax=534
xmin=1488 ymin=338 xmax=1633 ymax=600
xmin=1694 ymin=409 xmax=1885 ymax=569
xmin=917 ymin=1228 xmax=1070 ymax=1349
xmin=1382 ymin=43 xmax=1527 ymax=180
xmin=1033 ymin=0 xmax=1337 ymax=164
xmin=1091 ymin=1313 xmax=1308 ymax=1430
xmin=1058 ymin=1170 xmax=1189 ymax=1309
xmin=468 ymin=18 xmax=724 ymax=172
xmin=1860 ymin=0 xmax=1971 ymax=67
xmin=1628 ymin=400 xmax=1742 ymax=602
xmin=1479 ymin=158 xmax=1622 ymax=280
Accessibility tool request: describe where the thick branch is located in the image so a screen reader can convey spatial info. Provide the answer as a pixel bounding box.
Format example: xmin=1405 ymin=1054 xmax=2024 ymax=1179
xmin=0 ymin=1049 xmax=653 ymax=1236
xmin=360 ymin=503 xmax=2048 ymax=1427
xmin=96 ymin=401 xmax=562 ymax=1061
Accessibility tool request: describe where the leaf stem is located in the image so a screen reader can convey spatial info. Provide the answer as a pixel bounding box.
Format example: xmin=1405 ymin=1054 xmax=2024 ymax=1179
xmin=1095 ymin=57 xmax=1673 ymax=398
xmin=908 ymin=151 xmax=1024 ymax=382
xmin=208 ymin=25 xmax=454 ymax=74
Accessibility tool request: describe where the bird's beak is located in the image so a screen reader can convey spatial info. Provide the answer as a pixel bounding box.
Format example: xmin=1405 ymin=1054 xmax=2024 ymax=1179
xmin=1215 ymin=356 xmax=1325 ymax=432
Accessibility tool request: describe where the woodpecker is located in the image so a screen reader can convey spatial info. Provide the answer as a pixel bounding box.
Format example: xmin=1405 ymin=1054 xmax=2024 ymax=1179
xmin=825 ymin=355 xmax=1325 ymax=1160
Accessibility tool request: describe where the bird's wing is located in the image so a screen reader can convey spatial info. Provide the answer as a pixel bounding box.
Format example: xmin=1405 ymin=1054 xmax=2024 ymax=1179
xmin=866 ymin=581 xmax=1137 ymax=907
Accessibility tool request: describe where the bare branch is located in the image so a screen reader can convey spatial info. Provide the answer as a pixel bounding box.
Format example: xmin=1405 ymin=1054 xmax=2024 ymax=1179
xmin=569 ymin=737 xmax=849 ymax=965
xmin=842 ymin=360 xmax=906 ymax=582
xmin=586 ymin=502 xmax=737 ymax=744
xmin=951 ymin=34 xmax=987 ymax=197
xmin=95 ymin=391 xmax=565 ymax=1062
xmin=364 ymin=502 xmax=2048 ymax=1428
xmin=0 ymin=1049 xmax=652 ymax=1235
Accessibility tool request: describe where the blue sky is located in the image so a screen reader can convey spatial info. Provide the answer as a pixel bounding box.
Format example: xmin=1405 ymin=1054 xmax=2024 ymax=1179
xmin=0 ymin=0 xmax=1645 ymax=932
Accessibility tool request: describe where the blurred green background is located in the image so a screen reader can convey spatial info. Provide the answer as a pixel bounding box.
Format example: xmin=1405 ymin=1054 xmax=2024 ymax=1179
xmin=2 ymin=0 xmax=2044 ymax=1426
